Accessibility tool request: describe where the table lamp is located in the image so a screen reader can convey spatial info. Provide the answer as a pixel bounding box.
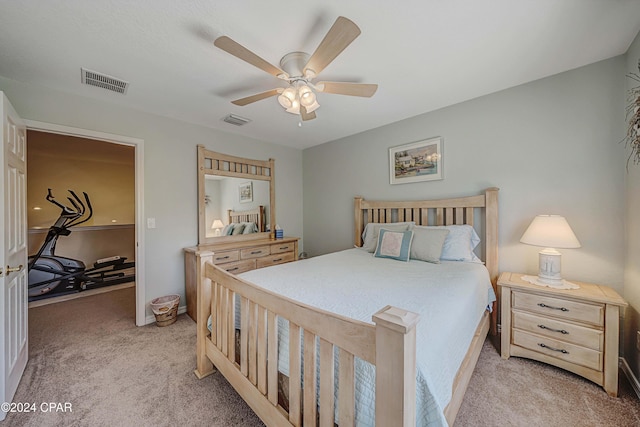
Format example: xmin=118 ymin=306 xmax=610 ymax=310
xmin=211 ymin=219 xmax=224 ymax=236
xmin=520 ymin=215 xmax=581 ymax=288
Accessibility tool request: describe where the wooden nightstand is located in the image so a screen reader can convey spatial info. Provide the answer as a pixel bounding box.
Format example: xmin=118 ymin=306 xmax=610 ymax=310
xmin=498 ymin=272 xmax=627 ymax=397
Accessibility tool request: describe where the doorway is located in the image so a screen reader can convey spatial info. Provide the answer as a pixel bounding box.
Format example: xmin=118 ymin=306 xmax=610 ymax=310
xmin=24 ymin=120 xmax=146 ymax=325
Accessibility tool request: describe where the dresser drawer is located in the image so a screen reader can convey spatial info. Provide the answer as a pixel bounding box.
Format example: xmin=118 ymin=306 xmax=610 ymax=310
xmin=211 ymin=250 xmax=240 ymax=264
xmin=240 ymin=246 xmax=271 ymax=259
xmin=220 ymin=259 xmax=256 ymax=275
xmin=271 ymin=242 xmax=296 ymax=254
xmin=512 ymin=329 xmax=602 ymax=371
xmin=256 ymin=252 xmax=295 ymax=269
xmin=513 ymin=291 xmax=604 ymax=326
xmin=512 ymin=310 xmax=603 ymax=351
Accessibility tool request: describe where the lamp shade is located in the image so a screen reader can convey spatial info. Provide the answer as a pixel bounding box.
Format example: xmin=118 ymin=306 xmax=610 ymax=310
xmin=277 ymin=87 xmax=296 ymax=109
xmin=520 ymin=215 xmax=581 ymax=248
xmin=211 ymin=219 xmax=224 ymax=229
xmin=298 ymin=85 xmax=316 ymax=107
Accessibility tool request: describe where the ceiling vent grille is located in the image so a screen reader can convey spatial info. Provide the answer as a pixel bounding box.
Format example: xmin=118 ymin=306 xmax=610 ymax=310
xmin=222 ymin=114 xmax=251 ymax=126
xmin=81 ymin=68 xmax=129 ymax=94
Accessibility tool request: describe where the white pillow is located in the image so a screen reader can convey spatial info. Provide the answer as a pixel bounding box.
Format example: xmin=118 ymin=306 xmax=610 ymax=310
xmin=410 ymin=227 xmax=450 ymax=263
xmin=241 ymin=222 xmax=258 ymax=234
xmin=414 ymin=225 xmax=481 ymax=262
xmin=231 ymin=223 xmax=246 ymax=235
xmin=360 ymin=222 xmax=415 ymax=253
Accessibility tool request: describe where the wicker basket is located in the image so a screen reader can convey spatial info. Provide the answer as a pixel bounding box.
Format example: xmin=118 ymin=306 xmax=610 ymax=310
xmin=150 ymin=294 xmax=180 ymax=327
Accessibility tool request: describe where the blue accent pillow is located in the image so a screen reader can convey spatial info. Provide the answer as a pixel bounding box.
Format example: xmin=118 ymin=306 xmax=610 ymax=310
xmin=374 ymin=229 xmax=414 ymax=262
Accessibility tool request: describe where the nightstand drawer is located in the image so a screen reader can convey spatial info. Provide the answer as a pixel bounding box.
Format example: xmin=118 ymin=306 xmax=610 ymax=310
xmin=512 ymin=310 xmax=603 ymax=351
xmin=240 ymin=246 xmax=270 ymax=259
xmin=513 ymin=329 xmax=602 ymax=371
xmin=256 ymin=252 xmax=295 ymax=269
xmin=513 ymin=291 xmax=604 ymax=326
xmin=271 ymin=242 xmax=296 ymax=254
xmin=211 ymin=250 xmax=240 ymax=264
xmin=221 ymin=259 xmax=256 ymax=275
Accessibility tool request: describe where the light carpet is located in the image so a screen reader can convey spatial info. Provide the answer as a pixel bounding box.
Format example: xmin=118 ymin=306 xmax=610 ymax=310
xmin=3 ymin=287 xmax=639 ymax=426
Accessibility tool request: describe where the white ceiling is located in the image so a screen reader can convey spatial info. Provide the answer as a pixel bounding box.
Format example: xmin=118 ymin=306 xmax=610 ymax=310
xmin=1 ymin=1 xmax=639 ymax=149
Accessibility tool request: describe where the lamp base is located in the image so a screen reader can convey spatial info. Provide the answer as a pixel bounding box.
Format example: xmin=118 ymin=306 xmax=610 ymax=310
xmin=528 ymin=248 xmax=579 ymax=289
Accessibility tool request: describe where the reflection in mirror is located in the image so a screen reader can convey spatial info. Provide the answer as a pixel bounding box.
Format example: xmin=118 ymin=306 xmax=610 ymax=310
xmin=204 ymin=176 xmax=270 ymax=238
xmin=197 ymin=145 xmax=275 ymax=244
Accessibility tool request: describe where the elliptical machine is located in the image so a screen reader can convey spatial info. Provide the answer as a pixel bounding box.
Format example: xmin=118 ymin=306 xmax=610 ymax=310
xmin=28 ymin=189 xmax=135 ymax=301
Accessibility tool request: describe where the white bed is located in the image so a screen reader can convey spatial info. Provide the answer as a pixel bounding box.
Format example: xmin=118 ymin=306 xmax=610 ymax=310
xmin=238 ymin=248 xmax=496 ymax=426
xmin=195 ymin=188 xmax=500 ymax=426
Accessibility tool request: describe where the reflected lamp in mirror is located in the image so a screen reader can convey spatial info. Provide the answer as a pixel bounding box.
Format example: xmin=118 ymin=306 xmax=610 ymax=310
xmin=520 ymin=215 xmax=581 ymax=289
xmin=211 ymin=219 xmax=225 ymax=237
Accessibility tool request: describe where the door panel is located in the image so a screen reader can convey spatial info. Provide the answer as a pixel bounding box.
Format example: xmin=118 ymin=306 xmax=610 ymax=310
xmin=1 ymin=92 xmax=28 ymax=421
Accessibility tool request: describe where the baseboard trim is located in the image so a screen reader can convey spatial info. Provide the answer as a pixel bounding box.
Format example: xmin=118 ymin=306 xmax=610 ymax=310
xmin=144 ymin=304 xmax=187 ymax=325
xmin=620 ymin=357 xmax=640 ymax=399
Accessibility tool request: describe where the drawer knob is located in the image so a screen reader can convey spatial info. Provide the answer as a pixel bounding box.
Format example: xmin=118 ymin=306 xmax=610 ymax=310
xmin=538 ymin=324 xmax=569 ymax=334
xmin=279 ymin=246 xmax=288 ymax=250
xmin=273 ymin=258 xmax=283 ymax=262
xmin=216 ymin=256 xmax=230 ymax=260
xmin=227 ymin=267 xmax=238 ymax=272
xmin=250 ymin=251 xmax=262 ymax=255
xmin=537 ymin=303 xmax=569 ymax=312
xmin=538 ymin=343 xmax=569 ymax=354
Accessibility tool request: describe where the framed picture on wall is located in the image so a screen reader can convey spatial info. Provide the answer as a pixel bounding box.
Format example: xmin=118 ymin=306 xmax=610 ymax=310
xmin=239 ymin=181 xmax=253 ymax=203
xmin=389 ymin=137 xmax=443 ymax=185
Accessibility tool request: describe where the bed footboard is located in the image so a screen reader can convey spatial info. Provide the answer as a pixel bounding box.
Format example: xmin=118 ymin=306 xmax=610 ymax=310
xmin=195 ymin=258 xmax=419 ymax=427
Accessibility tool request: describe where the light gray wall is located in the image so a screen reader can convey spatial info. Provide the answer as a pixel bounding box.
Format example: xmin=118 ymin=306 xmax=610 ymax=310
xmin=0 ymin=76 xmax=303 ymax=319
xmin=303 ymin=57 xmax=626 ymax=293
xmin=624 ymin=30 xmax=640 ymax=379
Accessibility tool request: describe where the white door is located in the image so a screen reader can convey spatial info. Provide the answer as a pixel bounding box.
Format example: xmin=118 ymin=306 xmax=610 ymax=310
xmin=0 ymin=92 xmax=28 ymax=421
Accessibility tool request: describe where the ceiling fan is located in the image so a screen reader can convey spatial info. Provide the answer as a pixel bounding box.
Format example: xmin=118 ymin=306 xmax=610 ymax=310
xmin=214 ymin=16 xmax=378 ymax=122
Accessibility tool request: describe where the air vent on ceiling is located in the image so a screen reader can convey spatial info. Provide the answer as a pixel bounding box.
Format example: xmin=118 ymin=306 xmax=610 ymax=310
xmin=222 ymin=114 xmax=251 ymax=126
xmin=81 ymin=68 xmax=129 ymax=94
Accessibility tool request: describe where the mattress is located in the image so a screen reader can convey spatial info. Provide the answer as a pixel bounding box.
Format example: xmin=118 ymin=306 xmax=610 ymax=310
xmin=235 ymin=248 xmax=496 ymax=426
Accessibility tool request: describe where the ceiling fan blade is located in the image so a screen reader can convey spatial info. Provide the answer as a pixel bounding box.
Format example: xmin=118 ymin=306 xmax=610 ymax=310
xmin=316 ymin=82 xmax=378 ymax=97
xmin=300 ymin=106 xmax=316 ymax=121
xmin=231 ymin=89 xmax=281 ymax=106
xmin=214 ymin=36 xmax=289 ymax=79
xmin=303 ymin=16 xmax=361 ymax=78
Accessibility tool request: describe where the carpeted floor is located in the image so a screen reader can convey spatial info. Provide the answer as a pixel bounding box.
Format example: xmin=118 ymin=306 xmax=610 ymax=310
xmin=4 ymin=287 xmax=262 ymax=427
xmin=3 ymin=287 xmax=639 ymax=426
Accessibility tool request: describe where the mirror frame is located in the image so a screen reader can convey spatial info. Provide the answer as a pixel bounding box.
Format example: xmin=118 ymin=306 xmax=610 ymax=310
xmin=198 ymin=145 xmax=276 ymax=244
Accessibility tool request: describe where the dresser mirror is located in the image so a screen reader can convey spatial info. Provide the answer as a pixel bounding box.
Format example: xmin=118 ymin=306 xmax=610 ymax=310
xmin=198 ymin=145 xmax=276 ymax=244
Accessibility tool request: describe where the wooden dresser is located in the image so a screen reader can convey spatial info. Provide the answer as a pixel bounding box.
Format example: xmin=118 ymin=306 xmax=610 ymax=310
xmin=184 ymin=237 xmax=299 ymax=321
xmin=498 ymin=272 xmax=627 ymax=397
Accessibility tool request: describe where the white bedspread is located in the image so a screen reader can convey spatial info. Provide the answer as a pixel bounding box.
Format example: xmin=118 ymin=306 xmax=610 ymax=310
xmin=238 ymin=248 xmax=496 ymax=427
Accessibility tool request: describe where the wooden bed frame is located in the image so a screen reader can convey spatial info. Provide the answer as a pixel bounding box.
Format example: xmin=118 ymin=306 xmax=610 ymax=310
xmin=195 ymin=188 xmax=499 ymax=426
xmin=228 ymin=206 xmax=266 ymax=233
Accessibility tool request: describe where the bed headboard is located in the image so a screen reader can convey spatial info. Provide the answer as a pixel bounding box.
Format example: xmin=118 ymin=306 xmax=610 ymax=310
xmin=228 ymin=206 xmax=266 ymax=232
xmin=354 ymin=187 xmax=499 ymax=287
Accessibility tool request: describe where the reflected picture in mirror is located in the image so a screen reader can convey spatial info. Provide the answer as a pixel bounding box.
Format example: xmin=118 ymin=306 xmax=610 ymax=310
xmin=239 ymin=181 xmax=253 ymax=203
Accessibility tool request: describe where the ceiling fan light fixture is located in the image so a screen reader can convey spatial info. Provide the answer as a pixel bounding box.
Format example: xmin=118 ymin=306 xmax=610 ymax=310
xmin=277 ymin=87 xmax=296 ymax=109
xmin=298 ymin=85 xmax=316 ymax=107
xmin=285 ymin=99 xmax=301 ymax=114
xmin=304 ymin=99 xmax=320 ymax=113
